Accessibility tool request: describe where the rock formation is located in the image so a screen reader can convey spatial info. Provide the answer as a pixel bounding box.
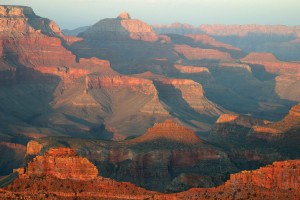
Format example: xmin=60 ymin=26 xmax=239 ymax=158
xmin=153 ymin=23 xmax=300 ymax=61
xmin=131 ymin=119 xmax=201 ymax=144
xmin=1 ymin=6 xmax=300 ymax=197
xmin=159 ymin=160 xmax=300 ymax=200
xmin=79 ymin=12 xmax=158 ymax=42
xmin=251 ymin=103 xmax=300 ymax=140
xmin=86 ymin=75 xmax=157 ymax=95
xmin=216 ymin=114 xmax=270 ymax=128
xmin=24 ymin=132 xmax=236 ymax=192
xmin=241 ymin=52 xmax=300 ymax=74
xmin=156 ymin=78 xmax=226 ymax=117
xmin=1 ymin=159 xmax=299 ymax=199
xmin=17 ymin=147 xmax=98 ymax=180
xmin=174 ymin=64 xmax=210 ymax=74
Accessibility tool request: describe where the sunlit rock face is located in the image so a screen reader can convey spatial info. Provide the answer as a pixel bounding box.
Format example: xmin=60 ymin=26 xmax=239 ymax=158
xmin=18 ymin=147 xmax=98 ymax=181
xmin=79 ymin=12 xmax=158 ymax=42
xmin=160 ymin=160 xmax=300 ymax=200
xmin=1 ymin=160 xmax=299 ymax=199
xmin=131 ymin=119 xmax=202 ymax=144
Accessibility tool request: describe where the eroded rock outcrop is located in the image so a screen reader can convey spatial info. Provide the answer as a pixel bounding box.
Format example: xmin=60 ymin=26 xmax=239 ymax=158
xmin=216 ymin=114 xmax=270 ymax=128
xmin=174 ymin=64 xmax=209 ymax=74
xmin=2 ymin=158 xmax=299 ymax=199
xmin=250 ymin=103 xmax=300 ymax=140
xmin=0 ymin=5 xmax=62 ymax=36
xmin=225 ymin=160 xmax=300 ymax=191
xmin=26 ymin=140 xmax=43 ymax=156
xmin=85 ymin=74 xmax=169 ymax=116
xmin=86 ymin=75 xmax=156 ymax=95
xmin=0 ymin=5 xmax=111 ymax=83
xmin=156 ymin=78 xmax=226 ymax=116
xmin=24 ymin=132 xmax=236 ymax=192
xmin=18 ymin=147 xmax=98 ymax=180
xmin=132 ymin=119 xmax=201 ymax=144
xmin=158 ymin=160 xmax=300 ymax=200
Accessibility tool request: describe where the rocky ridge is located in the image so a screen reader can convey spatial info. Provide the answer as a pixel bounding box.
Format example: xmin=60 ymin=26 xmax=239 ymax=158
xmin=174 ymin=44 xmax=233 ymax=61
xmin=251 ymin=103 xmax=300 ymax=139
xmin=1 ymin=155 xmax=299 ymax=199
xmin=241 ymin=52 xmax=300 ymax=74
xmin=79 ymin=12 xmax=158 ymax=42
xmin=131 ymin=119 xmax=201 ymax=144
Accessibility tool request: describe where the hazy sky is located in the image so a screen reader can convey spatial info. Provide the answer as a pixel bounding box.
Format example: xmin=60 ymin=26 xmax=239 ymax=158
xmin=2 ymin=0 xmax=300 ymax=29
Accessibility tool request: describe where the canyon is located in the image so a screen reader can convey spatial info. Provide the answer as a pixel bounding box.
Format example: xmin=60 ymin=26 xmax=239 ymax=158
xmin=0 ymin=4 xmax=300 ymax=199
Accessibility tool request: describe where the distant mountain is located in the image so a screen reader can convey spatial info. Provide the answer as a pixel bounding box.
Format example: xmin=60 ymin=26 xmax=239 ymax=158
xmin=153 ymin=23 xmax=300 ymax=61
xmin=62 ymin=25 xmax=90 ymax=36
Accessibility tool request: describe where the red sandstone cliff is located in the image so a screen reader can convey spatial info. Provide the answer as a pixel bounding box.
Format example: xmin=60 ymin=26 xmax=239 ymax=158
xmin=1 ymin=153 xmax=299 ymax=199
xmin=157 ymin=160 xmax=300 ymax=200
xmin=18 ymin=147 xmax=98 ymax=180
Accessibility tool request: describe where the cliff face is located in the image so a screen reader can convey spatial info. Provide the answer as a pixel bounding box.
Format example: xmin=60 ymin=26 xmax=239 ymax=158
xmin=18 ymin=147 xmax=98 ymax=181
xmin=2 ymin=147 xmax=157 ymax=199
xmin=156 ymin=78 xmax=226 ymax=117
xmin=26 ymin=140 xmax=43 ymax=156
xmin=86 ymin=75 xmax=157 ymax=95
xmin=0 ymin=5 xmax=111 ymax=83
xmin=250 ymin=103 xmax=300 ymax=140
xmin=0 ymin=5 xmax=172 ymax=141
xmin=216 ymin=114 xmax=269 ymax=128
xmin=2 ymin=157 xmax=299 ymax=199
xmin=159 ymin=160 xmax=300 ymax=200
xmin=25 ymin=130 xmax=236 ymax=192
xmin=226 ymin=160 xmax=300 ymax=190
xmin=241 ymin=52 xmax=300 ymax=74
xmin=0 ymin=5 xmax=62 ymax=36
